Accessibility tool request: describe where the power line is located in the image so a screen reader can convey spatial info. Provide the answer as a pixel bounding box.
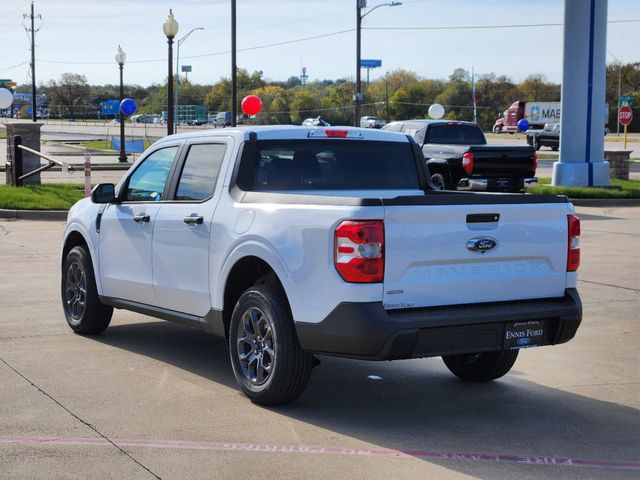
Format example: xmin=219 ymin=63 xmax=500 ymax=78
xmin=0 ymin=61 xmax=29 ymax=73
xmin=33 ymin=18 xmax=640 ymax=68
xmin=39 ymin=29 xmax=356 ymax=66
xmin=365 ymin=18 xmax=640 ymax=31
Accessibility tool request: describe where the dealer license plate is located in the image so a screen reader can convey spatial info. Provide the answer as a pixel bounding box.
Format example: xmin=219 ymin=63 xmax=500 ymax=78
xmin=504 ymin=320 xmax=545 ymax=349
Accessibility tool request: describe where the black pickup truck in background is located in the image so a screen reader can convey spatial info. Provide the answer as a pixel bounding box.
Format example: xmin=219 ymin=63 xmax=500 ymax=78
xmin=382 ymin=120 xmax=538 ymax=192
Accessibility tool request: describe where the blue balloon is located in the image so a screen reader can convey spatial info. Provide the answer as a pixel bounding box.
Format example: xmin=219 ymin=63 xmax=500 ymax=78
xmin=120 ymin=98 xmax=137 ymax=115
xmin=517 ymin=118 xmax=530 ymax=132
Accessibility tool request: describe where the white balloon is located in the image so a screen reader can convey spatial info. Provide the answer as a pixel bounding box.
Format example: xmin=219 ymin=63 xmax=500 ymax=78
xmin=0 ymin=88 xmax=13 ymax=109
xmin=428 ymin=103 xmax=445 ymax=119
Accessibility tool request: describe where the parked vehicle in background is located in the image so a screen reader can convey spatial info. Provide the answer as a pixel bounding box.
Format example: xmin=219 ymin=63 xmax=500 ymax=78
xmin=493 ymin=100 xmax=609 ymax=134
xmin=493 ymin=101 xmax=561 ymax=134
xmin=527 ymin=122 xmax=560 ymax=151
xmin=61 ymin=125 xmax=582 ymax=405
xmin=383 ymin=119 xmax=537 ymax=192
xmin=360 ymin=116 xmax=386 ymax=129
xmin=526 ymin=122 xmax=608 ymax=151
xmin=301 ymin=116 xmax=331 ymax=127
xmin=131 ymin=114 xmax=161 ymax=124
xmin=216 ymin=111 xmax=232 ymax=127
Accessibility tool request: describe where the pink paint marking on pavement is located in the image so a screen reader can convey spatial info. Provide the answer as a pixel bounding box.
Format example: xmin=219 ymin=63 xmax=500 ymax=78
xmin=0 ymin=435 xmax=638 ymax=471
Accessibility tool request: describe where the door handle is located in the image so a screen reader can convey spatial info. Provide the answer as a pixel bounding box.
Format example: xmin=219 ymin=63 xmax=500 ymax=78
xmin=183 ymin=215 xmax=204 ymax=225
xmin=133 ymin=214 xmax=150 ymax=223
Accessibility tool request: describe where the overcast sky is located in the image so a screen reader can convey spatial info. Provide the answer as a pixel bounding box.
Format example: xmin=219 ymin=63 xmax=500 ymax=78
xmin=0 ymin=0 xmax=638 ymax=88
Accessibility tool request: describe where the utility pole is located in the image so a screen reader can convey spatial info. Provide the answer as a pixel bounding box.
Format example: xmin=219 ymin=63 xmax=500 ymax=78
xmin=23 ymin=2 xmax=41 ymax=123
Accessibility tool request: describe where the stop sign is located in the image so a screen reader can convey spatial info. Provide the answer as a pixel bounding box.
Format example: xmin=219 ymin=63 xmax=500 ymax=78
xmin=618 ymin=106 xmax=633 ymax=126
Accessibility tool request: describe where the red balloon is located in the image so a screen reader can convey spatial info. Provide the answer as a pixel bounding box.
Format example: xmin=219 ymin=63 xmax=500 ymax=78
xmin=241 ymin=95 xmax=262 ymax=116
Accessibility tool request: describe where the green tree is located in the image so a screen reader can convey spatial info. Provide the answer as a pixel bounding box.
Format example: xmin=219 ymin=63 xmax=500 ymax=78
xmin=46 ymin=73 xmax=91 ymax=119
xmin=475 ymin=74 xmax=519 ymax=130
xmin=290 ymin=88 xmax=319 ymax=124
xmin=517 ymin=74 xmax=560 ymax=101
xmin=320 ymin=81 xmax=353 ymax=125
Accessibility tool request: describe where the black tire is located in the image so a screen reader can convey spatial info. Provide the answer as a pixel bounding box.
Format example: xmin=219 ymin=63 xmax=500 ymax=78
xmin=430 ymin=173 xmax=447 ymax=190
xmin=442 ymin=350 xmax=518 ymax=382
xmin=493 ymin=126 xmax=502 ymax=134
xmin=61 ymin=246 xmax=113 ymax=334
xmin=229 ymin=284 xmax=313 ymax=406
xmin=552 ymin=146 xmax=559 ymax=151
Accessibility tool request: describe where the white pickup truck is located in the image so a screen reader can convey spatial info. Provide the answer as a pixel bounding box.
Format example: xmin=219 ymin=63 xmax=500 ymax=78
xmin=61 ymin=126 xmax=582 ymax=405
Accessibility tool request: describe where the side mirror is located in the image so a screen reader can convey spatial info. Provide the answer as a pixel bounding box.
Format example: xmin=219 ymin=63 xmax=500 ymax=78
xmin=91 ymin=183 xmax=116 ymax=204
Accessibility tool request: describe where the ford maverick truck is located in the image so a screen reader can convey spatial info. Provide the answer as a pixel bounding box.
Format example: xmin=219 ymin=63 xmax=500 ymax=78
xmin=61 ymin=126 xmax=582 ymax=405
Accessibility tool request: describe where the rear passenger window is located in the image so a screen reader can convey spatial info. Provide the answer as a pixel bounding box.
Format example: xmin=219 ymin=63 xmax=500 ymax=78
xmin=175 ymin=143 xmax=227 ymax=201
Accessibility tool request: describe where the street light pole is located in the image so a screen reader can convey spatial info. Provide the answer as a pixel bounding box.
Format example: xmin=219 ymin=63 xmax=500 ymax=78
xmin=355 ymin=1 xmax=401 ymax=127
xmin=175 ymin=27 xmax=204 ymax=134
xmin=163 ymin=10 xmax=179 ymax=136
xmin=115 ymin=45 xmax=127 ymax=163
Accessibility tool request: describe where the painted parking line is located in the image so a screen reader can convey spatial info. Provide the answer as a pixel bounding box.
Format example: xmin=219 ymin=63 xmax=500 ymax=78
xmin=0 ymin=436 xmax=638 ymax=471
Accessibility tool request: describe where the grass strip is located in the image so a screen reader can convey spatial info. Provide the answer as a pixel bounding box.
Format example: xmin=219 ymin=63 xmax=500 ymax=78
xmin=0 ymin=184 xmax=85 ymax=210
xmin=529 ymin=178 xmax=640 ymax=198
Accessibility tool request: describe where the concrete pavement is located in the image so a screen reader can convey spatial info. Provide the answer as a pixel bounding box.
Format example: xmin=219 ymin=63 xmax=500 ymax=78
xmin=0 ymin=206 xmax=638 ymax=479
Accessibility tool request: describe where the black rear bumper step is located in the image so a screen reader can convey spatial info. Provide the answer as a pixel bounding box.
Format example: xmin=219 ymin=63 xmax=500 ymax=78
xmin=295 ymin=289 xmax=582 ymax=361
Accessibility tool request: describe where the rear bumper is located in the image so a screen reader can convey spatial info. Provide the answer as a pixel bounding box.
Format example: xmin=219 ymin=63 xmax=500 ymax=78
xmin=457 ymin=177 xmax=536 ymax=192
xmin=295 ymin=289 xmax=582 ymax=361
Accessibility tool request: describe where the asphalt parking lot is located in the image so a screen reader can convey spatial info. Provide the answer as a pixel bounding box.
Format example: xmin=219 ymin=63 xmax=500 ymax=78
xmin=0 ymin=206 xmax=638 ymax=479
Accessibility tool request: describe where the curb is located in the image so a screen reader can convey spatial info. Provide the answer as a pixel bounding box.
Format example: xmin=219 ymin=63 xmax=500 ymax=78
xmin=0 ymin=209 xmax=68 ymax=221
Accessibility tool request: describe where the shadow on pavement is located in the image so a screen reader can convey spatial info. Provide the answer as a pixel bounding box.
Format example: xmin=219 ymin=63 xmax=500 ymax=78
xmin=94 ymin=320 xmax=639 ymax=480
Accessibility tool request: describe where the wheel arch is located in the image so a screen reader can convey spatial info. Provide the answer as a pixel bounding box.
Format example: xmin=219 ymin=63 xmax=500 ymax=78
xmin=62 ymin=226 xmax=103 ymax=294
xmin=62 ymin=230 xmax=88 ymax=265
xmin=426 ymin=159 xmax=453 ymax=186
xmin=221 ymin=255 xmax=290 ymax=340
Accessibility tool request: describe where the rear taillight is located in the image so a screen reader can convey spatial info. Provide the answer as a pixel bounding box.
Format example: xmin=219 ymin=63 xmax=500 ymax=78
xmin=462 ymin=152 xmax=474 ymax=175
xmin=533 ymin=151 xmax=538 ymax=173
xmin=335 ymin=220 xmax=384 ymax=283
xmin=567 ymin=214 xmax=580 ymax=272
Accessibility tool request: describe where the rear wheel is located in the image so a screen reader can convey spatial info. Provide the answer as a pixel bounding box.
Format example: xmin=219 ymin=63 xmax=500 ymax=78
xmin=229 ymin=284 xmax=313 ymax=405
xmin=493 ymin=125 xmax=502 ymax=134
xmin=61 ymin=246 xmax=112 ymax=334
xmin=552 ymin=146 xmax=559 ymax=151
xmin=430 ymin=173 xmax=447 ymax=190
xmin=442 ymin=350 xmax=518 ymax=382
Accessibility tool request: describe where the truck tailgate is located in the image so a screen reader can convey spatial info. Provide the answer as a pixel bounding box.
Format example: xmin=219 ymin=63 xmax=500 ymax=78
xmin=382 ymin=196 xmax=570 ymax=310
xmin=470 ymin=145 xmax=535 ymax=177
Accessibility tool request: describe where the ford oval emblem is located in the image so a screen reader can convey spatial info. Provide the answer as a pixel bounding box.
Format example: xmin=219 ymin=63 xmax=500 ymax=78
xmin=466 ymin=237 xmax=497 ymax=253
xmin=517 ymin=337 xmax=532 ymax=347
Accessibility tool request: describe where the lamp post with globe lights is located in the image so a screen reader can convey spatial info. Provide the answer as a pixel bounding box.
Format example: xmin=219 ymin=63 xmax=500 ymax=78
xmin=115 ymin=45 xmax=127 ymax=162
xmin=163 ymin=10 xmax=179 ymax=136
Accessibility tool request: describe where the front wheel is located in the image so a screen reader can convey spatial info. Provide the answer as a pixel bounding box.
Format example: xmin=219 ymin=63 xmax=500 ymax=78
xmin=229 ymin=284 xmax=313 ymax=405
xmin=442 ymin=350 xmax=518 ymax=382
xmin=493 ymin=126 xmax=502 ymax=134
xmin=61 ymin=246 xmax=112 ymax=334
